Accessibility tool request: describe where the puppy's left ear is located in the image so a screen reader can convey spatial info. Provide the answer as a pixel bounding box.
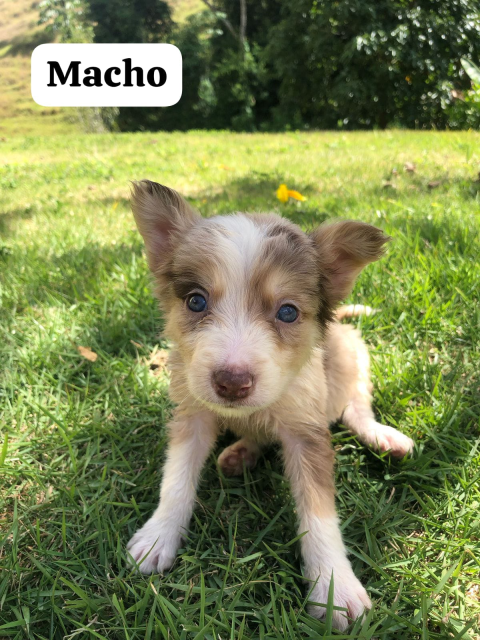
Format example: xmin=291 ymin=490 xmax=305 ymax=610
xmin=311 ymin=220 xmax=390 ymax=305
xmin=131 ymin=180 xmax=200 ymax=273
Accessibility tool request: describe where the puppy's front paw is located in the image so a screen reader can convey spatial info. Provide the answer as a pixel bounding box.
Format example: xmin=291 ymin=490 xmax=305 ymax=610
xmin=308 ymin=564 xmax=371 ymax=631
xmin=127 ymin=517 xmax=180 ymax=574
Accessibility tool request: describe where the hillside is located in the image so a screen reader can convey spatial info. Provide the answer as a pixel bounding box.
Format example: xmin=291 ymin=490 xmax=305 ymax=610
xmin=0 ymin=0 xmax=77 ymax=136
xmin=0 ymin=0 xmax=202 ymax=136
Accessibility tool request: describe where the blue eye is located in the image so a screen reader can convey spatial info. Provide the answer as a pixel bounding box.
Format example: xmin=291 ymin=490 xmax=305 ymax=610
xmin=187 ymin=294 xmax=207 ymax=312
xmin=276 ymin=304 xmax=299 ymax=323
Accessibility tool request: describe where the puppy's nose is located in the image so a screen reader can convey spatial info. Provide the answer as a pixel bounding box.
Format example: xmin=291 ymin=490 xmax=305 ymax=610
xmin=212 ymin=369 xmax=253 ymax=400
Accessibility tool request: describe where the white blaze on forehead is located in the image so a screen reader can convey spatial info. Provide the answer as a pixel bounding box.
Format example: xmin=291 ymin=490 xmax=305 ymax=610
xmin=204 ymin=214 xmax=269 ymax=369
xmin=210 ymin=214 xmax=265 ymax=280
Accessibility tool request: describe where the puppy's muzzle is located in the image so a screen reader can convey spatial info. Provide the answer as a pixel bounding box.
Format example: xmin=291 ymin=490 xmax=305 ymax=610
xmin=212 ymin=369 xmax=254 ymax=401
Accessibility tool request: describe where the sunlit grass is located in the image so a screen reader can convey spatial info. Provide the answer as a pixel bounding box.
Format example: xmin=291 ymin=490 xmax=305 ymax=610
xmin=0 ymin=130 xmax=479 ymax=638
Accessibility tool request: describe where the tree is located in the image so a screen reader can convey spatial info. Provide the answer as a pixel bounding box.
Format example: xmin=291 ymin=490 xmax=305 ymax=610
xmin=85 ymin=0 xmax=173 ymax=44
xmin=80 ymin=0 xmax=173 ymax=131
xmin=39 ymin=0 xmax=92 ymax=41
xmin=195 ymin=0 xmax=283 ymax=130
xmin=265 ymin=0 xmax=480 ymax=129
xmin=38 ymin=0 xmax=480 ymax=130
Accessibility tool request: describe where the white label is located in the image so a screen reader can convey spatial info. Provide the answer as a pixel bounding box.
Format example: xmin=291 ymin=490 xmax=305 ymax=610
xmin=31 ymin=43 xmax=182 ymax=107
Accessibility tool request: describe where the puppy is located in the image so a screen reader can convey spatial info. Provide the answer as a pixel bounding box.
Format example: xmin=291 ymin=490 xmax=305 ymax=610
xmin=127 ymin=181 xmax=414 ymax=630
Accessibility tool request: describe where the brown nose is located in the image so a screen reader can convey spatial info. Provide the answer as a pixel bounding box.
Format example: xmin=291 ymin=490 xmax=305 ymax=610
xmin=212 ymin=369 xmax=253 ymax=401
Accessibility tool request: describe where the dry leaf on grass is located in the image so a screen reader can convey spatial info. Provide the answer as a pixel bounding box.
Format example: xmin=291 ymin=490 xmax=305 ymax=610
xmin=404 ymin=161 xmax=416 ymax=172
xmin=382 ymin=181 xmax=396 ymax=189
xmin=77 ymin=346 xmax=98 ymax=362
xmin=466 ymin=583 xmax=479 ymax=602
xmin=147 ymin=347 xmax=169 ymax=375
xmin=427 ymin=180 xmax=441 ymax=189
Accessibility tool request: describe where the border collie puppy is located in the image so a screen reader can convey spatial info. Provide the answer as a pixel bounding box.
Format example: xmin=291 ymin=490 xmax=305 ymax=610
xmin=127 ymin=181 xmax=413 ymax=630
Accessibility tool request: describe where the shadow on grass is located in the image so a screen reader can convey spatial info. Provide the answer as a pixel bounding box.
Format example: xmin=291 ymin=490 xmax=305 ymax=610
xmin=373 ymin=173 xmax=480 ymax=201
xmin=191 ymin=173 xmax=325 ymax=226
xmin=116 ymin=170 xmax=479 ymax=228
xmin=391 ymin=212 xmax=475 ymax=253
xmin=0 ymin=205 xmax=36 ymax=236
xmin=189 ymin=174 xmax=477 ymax=252
xmin=8 ymin=241 xmax=141 ymax=298
xmin=98 ymin=173 xmax=331 ymax=226
xmin=2 ymin=240 xmax=163 ymax=358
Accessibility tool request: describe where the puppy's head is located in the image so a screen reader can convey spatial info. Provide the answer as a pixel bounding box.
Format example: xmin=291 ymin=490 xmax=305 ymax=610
xmin=132 ymin=181 xmax=389 ymax=417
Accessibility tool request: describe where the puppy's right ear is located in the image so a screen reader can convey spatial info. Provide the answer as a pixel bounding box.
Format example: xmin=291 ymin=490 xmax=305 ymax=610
xmin=131 ymin=180 xmax=199 ymax=273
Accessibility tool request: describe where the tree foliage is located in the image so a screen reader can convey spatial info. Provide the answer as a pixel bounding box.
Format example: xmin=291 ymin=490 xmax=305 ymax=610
xmin=266 ymin=0 xmax=480 ymax=129
xmin=38 ymin=0 xmax=480 ymax=130
xmin=39 ymin=0 xmax=92 ymax=41
xmin=460 ymin=58 xmax=480 ymax=119
xmin=86 ymin=0 xmax=173 ymax=44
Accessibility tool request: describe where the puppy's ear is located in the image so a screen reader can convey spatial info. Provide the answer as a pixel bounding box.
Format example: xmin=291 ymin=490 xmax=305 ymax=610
xmin=131 ymin=180 xmax=199 ymax=273
xmin=311 ymin=220 xmax=390 ymax=305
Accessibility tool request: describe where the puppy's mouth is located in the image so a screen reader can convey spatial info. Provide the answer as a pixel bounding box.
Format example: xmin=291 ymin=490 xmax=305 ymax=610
xmin=200 ymin=397 xmax=265 ymax=417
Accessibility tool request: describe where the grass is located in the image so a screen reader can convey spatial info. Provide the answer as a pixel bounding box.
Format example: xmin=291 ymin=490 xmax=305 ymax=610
xmin=0 ymin=130 xmax=480 ymax=639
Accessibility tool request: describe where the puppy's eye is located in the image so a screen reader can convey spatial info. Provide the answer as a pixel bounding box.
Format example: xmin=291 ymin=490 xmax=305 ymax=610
xmin=276 ymin=304 xmax=299 ymax=323
xmin=187 ymin=294 xmax=207 ymax=312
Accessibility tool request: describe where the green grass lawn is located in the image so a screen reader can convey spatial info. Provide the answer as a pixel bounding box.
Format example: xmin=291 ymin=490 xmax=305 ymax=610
xmin=1 ymin=130 xmax=479 ymax=639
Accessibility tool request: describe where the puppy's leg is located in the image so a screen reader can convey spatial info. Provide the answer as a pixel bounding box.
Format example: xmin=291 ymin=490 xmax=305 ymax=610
xmin=217 ymin=438 xmax=261 ymax=476
xmin=342 ymin=340 xmax=413 ymax=458
xmin=127 ymin=411 xmax=217 ymax=574
xmin=279 ymin=428 xmax=371 ymax=631
xmin=342 ymin=397 xmax=414 ymax=458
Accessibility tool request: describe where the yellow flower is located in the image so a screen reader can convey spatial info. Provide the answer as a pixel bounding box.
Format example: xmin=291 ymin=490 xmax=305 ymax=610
xmin=287 ymin=189 xmax=307 ymax=201
xmin=276 ymin=183 xmax=289 ymax=203
xmin=276 ymin=184 xmax=307 ymax=203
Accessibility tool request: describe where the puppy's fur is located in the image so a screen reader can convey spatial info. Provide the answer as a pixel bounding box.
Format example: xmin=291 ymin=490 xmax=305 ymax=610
xmin=127 ymin=181 xmax=414 ymax=630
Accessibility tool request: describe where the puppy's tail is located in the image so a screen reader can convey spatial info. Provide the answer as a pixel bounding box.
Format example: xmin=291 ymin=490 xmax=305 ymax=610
xmin=335 ymin=304 xmax=379 ymax=321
